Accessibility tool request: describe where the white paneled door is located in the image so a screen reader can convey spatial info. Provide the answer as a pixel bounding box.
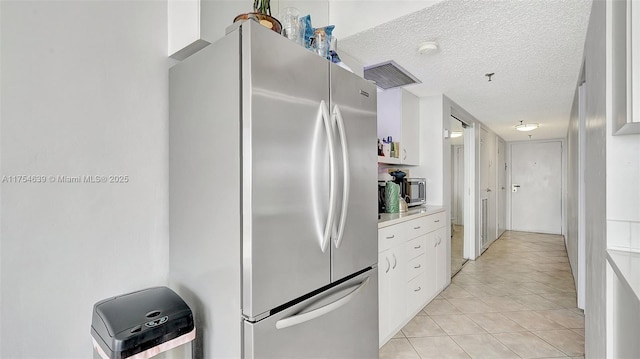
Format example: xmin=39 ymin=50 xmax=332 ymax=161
xmin=510 ymin=141 xmax=563 ymax=234
xmin=480 ymin=128 xmax=496 ymax=248
xmin=497 ymin=138 xmax=507 ymax=237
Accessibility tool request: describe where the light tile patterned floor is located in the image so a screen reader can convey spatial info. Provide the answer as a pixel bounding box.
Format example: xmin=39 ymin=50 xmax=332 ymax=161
xmin=380 ymin=231 xmax=585 ymax=359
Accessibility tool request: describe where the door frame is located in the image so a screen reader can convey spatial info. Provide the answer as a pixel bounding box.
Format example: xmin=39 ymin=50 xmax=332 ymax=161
xmin=506 ymin=139 xmax=565 ymax=234
xmin=577 ymin=81 xmax=586 ymax=309
xmin=479 ymin=126 xmax=498 ymax=250
xmin=450 ymin=107 xmax=478 ymax=261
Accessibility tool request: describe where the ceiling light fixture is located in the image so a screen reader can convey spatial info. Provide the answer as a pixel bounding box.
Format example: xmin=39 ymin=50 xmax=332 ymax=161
xmin=451 ymin=131 xmax=463 ymax=138
xmin=515 ymin=120 xmax=539 ymax=132
xmin=418 ymin=41 xmax=439 ymax=55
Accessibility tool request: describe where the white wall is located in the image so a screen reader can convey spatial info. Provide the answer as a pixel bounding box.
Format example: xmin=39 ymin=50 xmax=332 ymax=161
xmin=566 ymin=82 xmax=583 ymax=308
xmin=0 ymin=2 xmax=3 ymax=354
xmin=578 ymin=0 xmax=607 ymax=356
xmin=413 ymin=95 xmax=444 ymax=206
xmin=606 ymin=26 xmax=640 ymax=256
xmin=604 ymin=0 xmax=640 ymax=355
xmin=1 ymin=2 xmax=170 ymax=357
xmin=605 ymin=0 xmax=640 ymax=252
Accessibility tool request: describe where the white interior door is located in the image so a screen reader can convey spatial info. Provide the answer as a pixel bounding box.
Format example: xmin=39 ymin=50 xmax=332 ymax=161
xmin=497 ymin=138 xmax=507 ymax=237
xmin=452 ymin=145 xmax=464 ymax=225
xmin=510 ymin=141 xmax=563 ymax=234
xmin=480 ymin=128 xmax=496 ymax=248
xmin=479 ymin=130 xmax=488 ymax=248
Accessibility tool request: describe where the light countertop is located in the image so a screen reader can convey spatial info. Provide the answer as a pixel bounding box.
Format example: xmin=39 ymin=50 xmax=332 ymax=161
xmin=607 ymin=249 xmax=640 ymax=304
xmin=378 ymin=205 xmax=445 ymax=228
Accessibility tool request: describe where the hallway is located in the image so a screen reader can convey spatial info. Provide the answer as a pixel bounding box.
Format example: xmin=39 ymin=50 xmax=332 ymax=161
xmin=380 ymin=231 xmax=585 ymax=359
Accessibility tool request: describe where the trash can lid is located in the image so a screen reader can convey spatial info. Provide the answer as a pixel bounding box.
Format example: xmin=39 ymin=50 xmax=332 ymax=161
xmin=91 ymin=286 xmax=194 ymax=359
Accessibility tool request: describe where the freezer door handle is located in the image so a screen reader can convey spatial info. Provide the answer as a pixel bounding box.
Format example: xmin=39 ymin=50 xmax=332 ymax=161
xmin=332 ymin=105 xmax=350 ymax=249
xmin=275 ymin=277 xmax=370 ymax=330
xmin=312 ymin=100 xmax=336 ymax=253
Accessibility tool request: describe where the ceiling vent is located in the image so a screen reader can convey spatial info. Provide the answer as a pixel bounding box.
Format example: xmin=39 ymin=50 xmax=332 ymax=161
xmin=363 ymin=61 xmax=421 ymax=89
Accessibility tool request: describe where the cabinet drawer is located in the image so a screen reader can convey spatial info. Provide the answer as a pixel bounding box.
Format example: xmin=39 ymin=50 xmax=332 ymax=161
xmin=426 ymin=211 xmax=447 ymax=231
xmin=406 ymin=254 xmax=425 ymax=281
xmin=406 ymin=273 xmax=427 ymax=315
xmin=407 ymin=212 xmax=446 ymax=239
xmin=378 ymin=223 xmax=406 ymax=252
xmin=405 ymin=235 xmax=427 ymax=260
xmin=406 ymin=216 xmax=429 ymax=239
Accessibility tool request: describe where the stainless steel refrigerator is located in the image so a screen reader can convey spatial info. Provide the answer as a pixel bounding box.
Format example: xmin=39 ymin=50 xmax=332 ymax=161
xmin=169 ymin=21 xmax=378 ymax=358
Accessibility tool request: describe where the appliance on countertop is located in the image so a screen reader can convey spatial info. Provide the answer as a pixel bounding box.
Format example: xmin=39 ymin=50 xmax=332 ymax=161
xmin=405 ymin=177 xmax=427 ymax=207
xmin=378 ymin=181 xmax=387 ymax=213
xmin=378 ymin=176 xmax=426 ymax=213
xmin=169 ymin=20 xmax=378 ymax=359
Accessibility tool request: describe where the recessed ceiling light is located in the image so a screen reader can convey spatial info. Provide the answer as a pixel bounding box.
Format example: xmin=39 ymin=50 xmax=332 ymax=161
xmin=418 ymin=41 xmax=439 ymax=55
xmin=451 ymin=131 xmax=463 ymax=138
xmin=515 ymin=120 xmax=539 ymax=132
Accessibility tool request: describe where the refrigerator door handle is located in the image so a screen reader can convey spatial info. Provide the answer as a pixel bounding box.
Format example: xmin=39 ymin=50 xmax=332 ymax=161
xmin=312 ymin=100 xmax=336 ymax=253
xmin=332 ymin=105 xmax=350 ymax=249
xmin=275 ymin=277 xmax=370 ymax=330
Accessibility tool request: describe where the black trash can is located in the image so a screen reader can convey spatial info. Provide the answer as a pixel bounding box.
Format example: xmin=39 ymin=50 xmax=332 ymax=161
xmin=91 ymin=286 xmax=195 ymax=359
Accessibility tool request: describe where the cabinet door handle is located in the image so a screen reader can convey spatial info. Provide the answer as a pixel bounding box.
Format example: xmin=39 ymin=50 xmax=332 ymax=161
xmin=403 ymin=148 xmax=407 ymax=160
xmin=434 ymin=219 xmax=440 ymax=223
xmin=392 ymin=254 xmax=397 ymax=269
xmin=385 ymin=257 xmax=391 ymax=273
xmin=414 ymin=286 xmax=422 ymax=292
xmin=414 ymin=245 xmax=421 ymax=249
xmin=386 ymin=235 xmax=395 ymax=239
xmin=413 ymin=226 xmax=421 ymax=230
xmin=414 ymin=264 xmax=421 ymax=269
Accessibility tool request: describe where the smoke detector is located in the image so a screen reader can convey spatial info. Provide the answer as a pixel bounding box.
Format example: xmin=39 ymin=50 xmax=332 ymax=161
xmin=363 ymin=61 xmax=421 ymax=90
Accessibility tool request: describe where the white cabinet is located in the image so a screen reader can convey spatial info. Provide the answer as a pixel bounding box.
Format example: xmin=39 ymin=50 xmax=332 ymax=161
xmin=378 ymin=248 xmax=405 ymax=345
xmin=434 ymin=227 xmax=448 ymax=292
xmin=378 ymin=223 xmax=405 ymax=345
xmin=405 ymin=235 xmax=427 ymax=316
xmin=377 ymin=88 xmax=420 ymax=165
xmin=424 ymin=226 xmax=448 ymax=298
xmin=378 ymin=210 xmax=446 ymax=347
xmin=401 ymin=91 xmax=420 ymax=165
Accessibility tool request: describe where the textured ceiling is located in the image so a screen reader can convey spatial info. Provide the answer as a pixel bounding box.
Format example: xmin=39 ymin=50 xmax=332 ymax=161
xmin=338 ymin=0 xmax=592 ymax=141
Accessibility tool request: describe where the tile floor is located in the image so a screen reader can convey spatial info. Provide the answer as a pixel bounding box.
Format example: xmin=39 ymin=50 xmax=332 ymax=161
xmin=380 ymin=231 xmax=585 ymax=359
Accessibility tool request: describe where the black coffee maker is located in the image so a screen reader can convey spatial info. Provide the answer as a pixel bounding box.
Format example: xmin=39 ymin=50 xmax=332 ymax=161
xmin=378 ymin=170 xmax=408 ymax=213
xmin=389 ymin=170 xmax=408 ymax=200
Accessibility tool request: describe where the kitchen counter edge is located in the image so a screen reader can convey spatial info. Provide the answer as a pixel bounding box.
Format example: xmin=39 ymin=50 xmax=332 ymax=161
xmin=378 ymin=206 xmax=445 ymax=229
xmin=607 ymin=249 xmax=640 ymax=305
